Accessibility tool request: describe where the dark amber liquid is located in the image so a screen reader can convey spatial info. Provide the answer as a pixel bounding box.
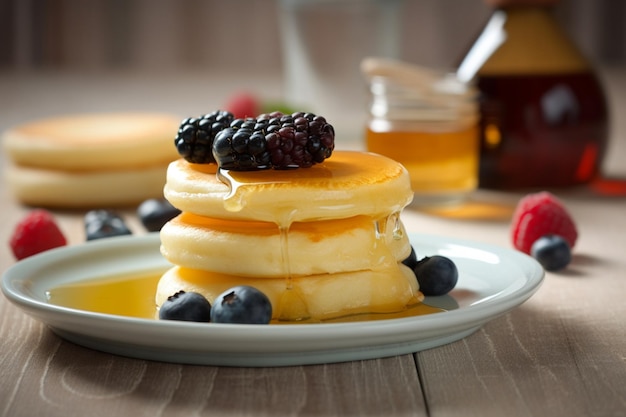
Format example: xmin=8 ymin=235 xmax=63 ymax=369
xmin=476 ymin=72 xmax=608 ymax=189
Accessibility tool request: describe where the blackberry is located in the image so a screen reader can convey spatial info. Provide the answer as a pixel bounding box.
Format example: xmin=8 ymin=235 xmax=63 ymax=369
xmin=212 ymin=111 xmax=335 ymax=170
xmin=174 ymin=110 xmax=234 ymax=163
xmin=212 ymin=119 xmax=272 ymax=170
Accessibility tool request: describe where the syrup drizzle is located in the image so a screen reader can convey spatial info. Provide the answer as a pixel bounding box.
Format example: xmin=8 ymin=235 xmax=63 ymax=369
xmin=216 ymin=167 xmax=419 ymax=322
xmin=219 ymin=168 xmax=311 ymax=321
xmin=391 ymin=211 xmax=403 ymax=240
xmin=276 ymin=225 xmax=310 ymax=321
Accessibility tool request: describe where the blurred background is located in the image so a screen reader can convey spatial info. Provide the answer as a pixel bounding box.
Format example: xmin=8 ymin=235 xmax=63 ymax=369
xmin=1 ymin=0 xmax=625 ymax=148
xmin=1 ymin=0 xmax=624 ymax=71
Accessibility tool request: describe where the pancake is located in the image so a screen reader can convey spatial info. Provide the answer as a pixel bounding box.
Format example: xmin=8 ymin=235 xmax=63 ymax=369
xmin=157 ymin=141 xmax=420 ymax=322
xmin=163 ymin=151 xmax=414 ymax=223
xmin=156 ymin=265 xmax=423 ymax=322
xmin=160 ymin=212 xmax=411 ymax=277
xmin=5 ymin=163 xmax=169 ymax=208
xmin=2 ymin=113 xmax=181 ymax=171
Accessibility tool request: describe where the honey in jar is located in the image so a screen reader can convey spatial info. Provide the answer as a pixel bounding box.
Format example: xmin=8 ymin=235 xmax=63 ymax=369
xmin=366 ymin=73 xmax=480 ymax=207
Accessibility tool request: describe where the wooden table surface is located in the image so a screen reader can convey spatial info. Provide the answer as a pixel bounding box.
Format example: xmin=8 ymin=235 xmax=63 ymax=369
xmin=1 ymin=69 xmax=625 ymax=417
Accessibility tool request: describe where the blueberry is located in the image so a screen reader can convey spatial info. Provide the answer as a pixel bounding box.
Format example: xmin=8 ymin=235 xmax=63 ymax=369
xmin=531 ymin=234 xmax=571 ymax=271
xmin=84 ymin=209 xmax=132 ymax=241
xmin=210 ymin=286 xmax=272 ymax=324
xmin=137 ymin=198 xmax=181 ymax=232
xmin=402 ymin=246 xmax=418 ymax=270
xmin=159 ymin=291 xmax=212 ymax=322
xmin=414 ymin=255 xmax=458 ymax=296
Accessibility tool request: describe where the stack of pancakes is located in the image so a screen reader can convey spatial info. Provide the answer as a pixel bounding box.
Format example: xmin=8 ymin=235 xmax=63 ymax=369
xmin=156 ymin=151 xmax=423 ymax=322
xmin=2 ymin=113 xmax=180 ymax=208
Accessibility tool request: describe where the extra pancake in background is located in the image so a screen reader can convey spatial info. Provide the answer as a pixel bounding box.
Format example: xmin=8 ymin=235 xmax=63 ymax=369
xmin=6 ymin=164 xmax=171 ymax=208
xmin=2 ymin=113 xmax=182 ymax=208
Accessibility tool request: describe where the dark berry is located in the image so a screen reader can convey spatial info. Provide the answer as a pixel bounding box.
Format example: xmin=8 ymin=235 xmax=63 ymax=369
xmin=212 ymin=111 xmax=335 ymax=171
xmin=174 ymin=110 xmax=234 ymax=163
xmin=402 ymin=246 xmax=418 ymax=270
xmin=137 ymin=198 xmax=181 ymax=232
xmin=531 ymin=234 xmax=571 ymax=271
xmin=212 ymin=123 xmax=272 ymax=170
xmin=84 ymin=210 xmax=132 ymax=241
xmin=210 ymin=286 xmax=272 ymax=324
xmin=159 ymin=291 xmax=212 ymax=322
xmin=414 ymin=255 xmax=458 ymax=296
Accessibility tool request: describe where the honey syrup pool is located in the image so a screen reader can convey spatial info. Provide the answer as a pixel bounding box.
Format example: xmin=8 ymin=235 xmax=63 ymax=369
xmin=46 ymin=271 xmax=445 ymax=323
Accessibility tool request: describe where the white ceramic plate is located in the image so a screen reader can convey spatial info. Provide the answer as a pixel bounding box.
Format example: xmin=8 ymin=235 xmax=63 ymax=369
xmin=2 ymin=233 xmax=543 ymax=367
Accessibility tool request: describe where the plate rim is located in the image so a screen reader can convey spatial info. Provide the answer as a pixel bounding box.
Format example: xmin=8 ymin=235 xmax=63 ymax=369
xmin=1 ymin=233 xmax=544 ymax=366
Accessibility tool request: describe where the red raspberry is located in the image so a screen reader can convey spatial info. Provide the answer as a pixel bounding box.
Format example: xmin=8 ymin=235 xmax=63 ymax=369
xmin=225 ymin=92 xmax=260 ymax=119
xmin=511 ymin=192 xmax=578 ymax=254
xmin=9 ymin=210 xmax=67 ymax=260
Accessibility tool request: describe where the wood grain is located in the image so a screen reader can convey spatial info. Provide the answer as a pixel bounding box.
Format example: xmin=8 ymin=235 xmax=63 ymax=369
xmin=0 ymin=312 xmax=427 ymax=417
xmin=417 ymin=308 xmax=626 ymax=417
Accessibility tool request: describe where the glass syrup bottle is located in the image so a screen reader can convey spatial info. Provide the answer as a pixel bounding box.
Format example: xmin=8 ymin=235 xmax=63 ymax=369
xmin=457 ymin=0 xmax=609 ymax=189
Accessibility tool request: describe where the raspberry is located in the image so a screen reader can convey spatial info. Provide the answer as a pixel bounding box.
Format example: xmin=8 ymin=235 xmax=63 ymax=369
xmin=224 ymin=92 xmax=260 ymax=119
xmin=212 ymin=111 xmax=335 ymax=170
xmin=511 ymin=191 xmax=578 ymax=254
xmin=9 ymin=210 xmax=67 ymax=260
xmin=174 ymin=110 xmax=234 ymax=163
